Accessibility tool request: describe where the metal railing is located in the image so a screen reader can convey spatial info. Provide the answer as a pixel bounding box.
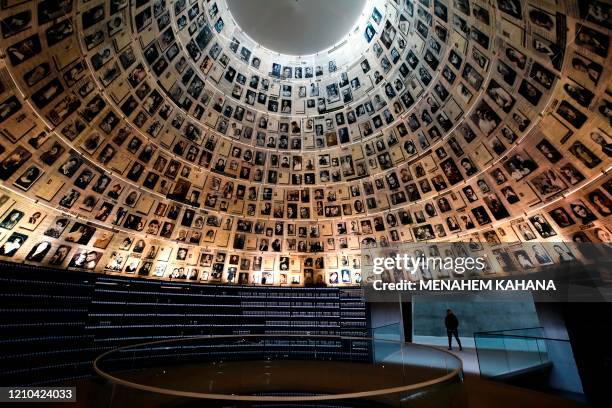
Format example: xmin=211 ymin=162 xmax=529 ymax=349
xmin=474 ymin=327 xmax=562 ymax=378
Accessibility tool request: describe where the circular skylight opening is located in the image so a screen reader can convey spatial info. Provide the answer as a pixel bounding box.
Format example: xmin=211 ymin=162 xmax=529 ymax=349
xmin=226 ymin=0 xmax=367 ymax=55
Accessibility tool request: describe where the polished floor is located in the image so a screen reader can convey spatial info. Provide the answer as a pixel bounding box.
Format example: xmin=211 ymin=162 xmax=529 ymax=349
xmin=49 ymin=374 xmax=584 ymax=408
xmin=45 ymin=343 xmax=585 ymax=407
xmin=432 ymin=346 xmax=480 ymax=373
xmin=463 ymin=375 xmax=584 ymax=408
xmin=31 ymin=342 xmax=589 ymax=407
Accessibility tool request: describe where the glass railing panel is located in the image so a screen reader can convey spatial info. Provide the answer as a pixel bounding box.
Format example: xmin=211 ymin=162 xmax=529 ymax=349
xmin=475 ymin=329 xmax=583 ymax=400
xmin=372 ymin=337 xmax=402 ymax=364
xmin=475 ymin=329 xmax=557 ymax=378
xmin=504 ymin=337 xmax=546 ymax=372
xmin=474 ymin=334 xmax=510 ymax=377
xmin=372 ymin=322 xmax=402 ymax=341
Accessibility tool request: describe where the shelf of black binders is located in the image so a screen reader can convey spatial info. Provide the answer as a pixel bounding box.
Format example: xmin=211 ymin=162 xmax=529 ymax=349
xmin=0 ymin=263 xmax=370 ymax=385
xmin=0 ymin=264 xmax=99 ymax=386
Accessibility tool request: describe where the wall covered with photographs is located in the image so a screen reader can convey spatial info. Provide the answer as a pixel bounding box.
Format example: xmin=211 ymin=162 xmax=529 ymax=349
xmin=0 ymin=0 xmax=610 ymax=286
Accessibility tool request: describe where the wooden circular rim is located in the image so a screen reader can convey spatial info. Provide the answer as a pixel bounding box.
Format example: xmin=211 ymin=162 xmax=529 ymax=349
xmin=93 ymin=334 xmax=463 ymax=402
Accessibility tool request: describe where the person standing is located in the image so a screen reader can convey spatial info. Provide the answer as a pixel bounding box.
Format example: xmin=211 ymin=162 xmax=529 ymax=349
xmin=445 ymin=309 xmax=462 ymax=351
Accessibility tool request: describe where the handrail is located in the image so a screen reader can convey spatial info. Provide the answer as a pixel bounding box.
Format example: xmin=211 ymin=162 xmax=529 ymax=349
xmin=93 ymin=334 xmax=463 ymax=402
xmin=474 ymin=333 xmax=570 ymax=342
xmin=474 ymin=326 xmax=544 ymax=334
xmin=370 ymin=322 xmax=402 ymax=330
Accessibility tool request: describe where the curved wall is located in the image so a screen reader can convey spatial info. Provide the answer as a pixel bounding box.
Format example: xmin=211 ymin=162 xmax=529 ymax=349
xmin=0 ymin=0 xmax=609 ymax=286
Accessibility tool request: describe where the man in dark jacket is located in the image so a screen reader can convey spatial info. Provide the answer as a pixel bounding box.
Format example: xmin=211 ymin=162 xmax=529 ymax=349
xmin=445 ymin=309 xmax=462 ymax=351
